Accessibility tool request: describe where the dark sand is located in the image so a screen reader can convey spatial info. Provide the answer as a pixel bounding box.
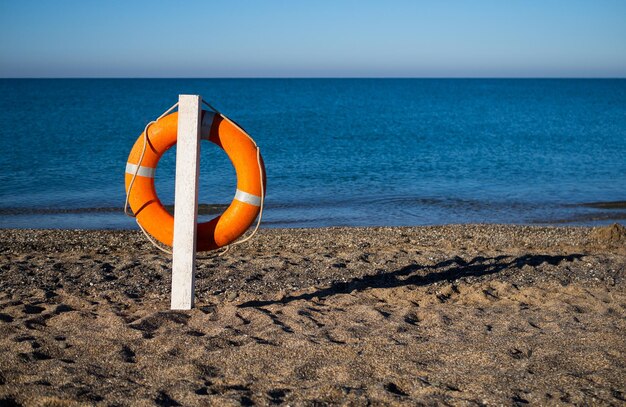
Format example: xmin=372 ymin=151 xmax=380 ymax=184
xmin=1 ymin=224 xmax=625 ymax=406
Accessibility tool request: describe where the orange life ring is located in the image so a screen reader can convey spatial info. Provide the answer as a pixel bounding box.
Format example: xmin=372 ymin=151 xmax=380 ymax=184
xmin=125 ymin=110 xmax=265 ymax=252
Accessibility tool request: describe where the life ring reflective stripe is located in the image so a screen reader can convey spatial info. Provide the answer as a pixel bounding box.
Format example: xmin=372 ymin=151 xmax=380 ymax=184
xmin=124 ymin=110 xmax=265 ymax=252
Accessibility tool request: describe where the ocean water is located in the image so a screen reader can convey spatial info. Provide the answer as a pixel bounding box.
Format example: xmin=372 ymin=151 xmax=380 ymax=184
xmin=0 ymin=78 xmax=625 ymax=229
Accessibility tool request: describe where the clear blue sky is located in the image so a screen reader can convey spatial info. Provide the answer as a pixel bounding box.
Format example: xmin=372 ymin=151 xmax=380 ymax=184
xmin=1 ymin=0 xmax=625 ymax=77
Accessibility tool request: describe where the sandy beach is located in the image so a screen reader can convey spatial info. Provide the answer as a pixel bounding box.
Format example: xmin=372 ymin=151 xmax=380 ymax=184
xmin=0 ymin=224 xmax=625 ymax=406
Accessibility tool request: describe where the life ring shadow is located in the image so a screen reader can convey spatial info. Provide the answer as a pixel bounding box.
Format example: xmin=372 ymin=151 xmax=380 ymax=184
xmin=237 ymin=253 xmax=585 ymax=308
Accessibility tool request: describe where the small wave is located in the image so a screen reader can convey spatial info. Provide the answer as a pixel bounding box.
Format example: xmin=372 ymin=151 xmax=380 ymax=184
xmin=0 ymin=203 xmax=229 ymax=216
xmin=576 ymin=201 xmax=626 ymax=210
xmin=0 ymin=207 xmax=122 ymax=215
xmin=532 ymin=211 xmax=626 ymax=225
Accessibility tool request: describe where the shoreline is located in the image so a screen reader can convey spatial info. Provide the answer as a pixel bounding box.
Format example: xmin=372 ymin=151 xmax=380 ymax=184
xmin=1 ymin=224 xmax=625 ymax=405
xmin=1 ymin=199 xmax=626 ymax=230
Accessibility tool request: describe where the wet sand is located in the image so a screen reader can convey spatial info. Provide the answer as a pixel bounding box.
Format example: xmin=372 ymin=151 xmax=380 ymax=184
xmin=0 ymin=224 xmax=625 ymax=406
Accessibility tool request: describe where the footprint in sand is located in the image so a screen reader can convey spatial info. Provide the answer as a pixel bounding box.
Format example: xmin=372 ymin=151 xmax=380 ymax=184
xmin=23 ymin=304 xmax=45 ymax=314
xmin=385 ymin=382 xmax=409 ymax=397
xmin=18 ymin=351 xmax=52 ymax=362
xmin=403 ymin=312 xmax=420 ymax=326
xmin=0 ymin=313 xmax=14 ymax=322
xmin=255 ymin=308 xmax=294 ymax=334
xmin=53 ymin=304 xmax=74 ymax=314
xmin=120 ymin=345 xmax=136 ymax=363
xmin=267 ymin=388 xmax=290 ymax=404
xmin=24 ymin=315 xmax=49 ymax=329
xmin=154 ymin=391 xmax=182 ymax=406
xmin=129 ymin=311 xmax=191 ymax=338
xmin=509 ymin=348 xmax=533 ymax=360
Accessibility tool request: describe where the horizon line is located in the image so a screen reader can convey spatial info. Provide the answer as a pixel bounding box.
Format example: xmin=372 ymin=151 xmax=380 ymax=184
xmin=2 ymin=76 xmax=625 ymax=80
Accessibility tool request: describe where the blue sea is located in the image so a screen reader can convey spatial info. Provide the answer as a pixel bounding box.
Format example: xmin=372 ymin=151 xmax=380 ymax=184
xmin=0 ymin=79 xmax=625 ymax=229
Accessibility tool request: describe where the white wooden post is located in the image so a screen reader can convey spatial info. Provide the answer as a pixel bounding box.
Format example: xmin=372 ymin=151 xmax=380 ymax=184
xmin=171 ymin=94 xmax=202 ymax=310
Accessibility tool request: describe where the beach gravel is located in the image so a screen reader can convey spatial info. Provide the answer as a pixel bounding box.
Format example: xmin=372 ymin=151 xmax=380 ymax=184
xmin=0 ymin=224 xmax=625 ymax=406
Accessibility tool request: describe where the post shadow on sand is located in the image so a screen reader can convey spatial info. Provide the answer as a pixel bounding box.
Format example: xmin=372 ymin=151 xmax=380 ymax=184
xmin=238 ymin=253 xmax=584 ymax=308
